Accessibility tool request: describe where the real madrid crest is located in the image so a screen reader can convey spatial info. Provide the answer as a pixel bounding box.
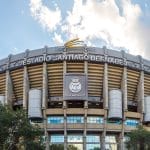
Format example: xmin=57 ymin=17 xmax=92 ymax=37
xmin=69 ymin=78 xmax=81 ymax=93
xmin=63 ymin=73 xmax=87 ymax=100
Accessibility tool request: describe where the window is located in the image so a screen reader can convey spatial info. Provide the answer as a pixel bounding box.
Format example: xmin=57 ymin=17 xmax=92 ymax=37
xmin=107 ymin=120 xmax=121 ymax=125
xmin=50 ymin=135 xmax=64 ymax=149
xmin=67 ymin=135 xmax=83 ymax=142
xmin=86 ymin=135 xmax=100 ymax=150
xmin=47 ymin=116 xmax=64 ymax=124
xmin=105 ymin=136 xmax=117 ymax=143
xmin=68 ymin=144 xmax=83 ymax=150
xmin=30 ymin=118 xmax=43 ymax=124
xmin=87 ymin=116 xmax=103 ymax=124
xmin=67 ymin=135 xmax=83 ymax=150
xmin=50 ymin=135 xmax=64 ymax=143
xmin=67 ymin=116 xmax=84 ymax=123
xmin=86 ymin=144 xmax=100 ymax=150
xmin=125 ymin=119 xmax=139 ymax=127
xmin=67 ymin=101 xmax=84 ymax=108
xmin=86 ymin=135 xmax=100 ymax=143
xmin=48 ymin=101 xmax=63 ymax=108
xmin=105 ymin=135 xmax=117 ymax=150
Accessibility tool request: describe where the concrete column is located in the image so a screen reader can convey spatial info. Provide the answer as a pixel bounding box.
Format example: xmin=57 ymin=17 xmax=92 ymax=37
xmin=118 ymin=51 xmax=128 ymax=150
xmin=63 ymin=100 xmax=67 ymax=150
xmin=122 ymin=67 xmax=128 ymax=111
xmin=83 ymin=59 xmax=88 ymax=150
xmin=84 ymin=101 xmax=88 ymax=150
xmin=137 ymin=71 xmax=144 ymax=124
xmin=118 ymin=131 xmax=124 ymax=150
xmin=103 ymin=63 xmax=108 ymax=109
xmin=101 ymin=127 xmax=106 ymax=150
xmin=23 ymin=66 xmax=29 ymax=109
xmin=42 ymin=62 xmax=48 ymax=109
xmin=42 ymin=62 xmax=49 ymax=150
xmin=63 ymin=58 xmax=67 ymax=150
xmin=102 ymin=63 xmax=108 ymax=150
xmin=5 ymin=70 xmax=13 ymax=106
xmin=119 ymin=66 xmax=128 ymax=150
xmin=43 ymin=109 xmax=49 ymax=150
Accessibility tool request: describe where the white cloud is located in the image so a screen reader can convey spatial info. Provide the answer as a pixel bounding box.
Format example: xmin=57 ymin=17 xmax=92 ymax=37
xmin=29 ymin=0 xmax=150 ymax=58
xmin=29 ymin=0 xmax=61 ymax=32
xmin=52 ymin=33 xmax=64 ymax=45
xmin=62 ymin=0 xmax=149 ymax=58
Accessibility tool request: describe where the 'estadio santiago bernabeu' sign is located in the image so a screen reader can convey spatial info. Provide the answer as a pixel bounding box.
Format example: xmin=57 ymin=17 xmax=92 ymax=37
xmin=0 ymin=48 xmax=150 ymax=73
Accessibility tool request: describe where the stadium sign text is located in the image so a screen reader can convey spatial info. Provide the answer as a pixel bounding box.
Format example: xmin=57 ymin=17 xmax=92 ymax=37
xmin=0 ymin=53 xmax=150 ymax=73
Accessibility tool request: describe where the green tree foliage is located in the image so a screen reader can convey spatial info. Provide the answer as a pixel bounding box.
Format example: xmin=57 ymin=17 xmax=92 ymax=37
xmin=126 ymin=126 xmax=150 ymax=150
xmin=50 ymin=144 xmax=79 ymax=150
xmin=67 ymin=145 xmax=79 ymax=150
xmin=50 ymin=144 xmax=64 ymax=150
xmin=0 ymin=104 xmax=44 ymax=150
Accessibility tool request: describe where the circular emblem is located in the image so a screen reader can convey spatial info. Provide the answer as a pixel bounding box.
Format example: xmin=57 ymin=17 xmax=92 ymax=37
xmin=69 ymin=78 xmax=81 ymax=93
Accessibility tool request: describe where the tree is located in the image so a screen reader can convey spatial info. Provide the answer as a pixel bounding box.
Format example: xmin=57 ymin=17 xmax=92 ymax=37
xmin=126 ymin=126 xmax=150 ymax=150
xmin=0 ymin=104 xmax=44 ymax=150
xmin=50 ymin=144 xmax=64 ymax=150
xmin=49 ymin=144 xmax=79 ymax=150
xmin=67 ymin=145 xmax=78 ymax=150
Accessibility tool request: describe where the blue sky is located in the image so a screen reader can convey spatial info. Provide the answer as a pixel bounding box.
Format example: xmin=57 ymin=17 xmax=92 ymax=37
xmin=0 ymin=0 xmax=150 ymax=59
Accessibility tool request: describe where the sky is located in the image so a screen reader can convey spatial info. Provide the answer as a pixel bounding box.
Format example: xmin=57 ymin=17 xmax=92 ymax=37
xmin=0 ymin=0 xmax=150 ymax=59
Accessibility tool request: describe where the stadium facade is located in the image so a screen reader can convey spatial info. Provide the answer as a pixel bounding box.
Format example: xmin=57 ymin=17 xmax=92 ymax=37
xmin=0 ymin=41 xmax=150 ymax=150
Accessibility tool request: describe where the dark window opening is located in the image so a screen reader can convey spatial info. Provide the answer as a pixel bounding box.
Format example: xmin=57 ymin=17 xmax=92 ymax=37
xmin=128 ymin=105 xmax=137 ymax=112
xmin=48 ymin=101 xmax=63 ymax=108
xmin=88 ymin=102 xmax=103 ymax=109
xmin=67 ymin=101 xmax=84 ymax=108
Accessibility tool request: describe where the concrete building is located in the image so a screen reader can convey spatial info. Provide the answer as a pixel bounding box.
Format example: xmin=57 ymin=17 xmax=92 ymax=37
xmin=0 ymin=42 xmax=150 ymax=150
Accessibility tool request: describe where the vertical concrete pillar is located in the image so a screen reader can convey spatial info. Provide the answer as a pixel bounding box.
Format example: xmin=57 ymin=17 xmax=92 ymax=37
xmin=83 ymin=57 xmax=88 ymax=150
xmin=119 ymin=131 xmax=124 ymax=150
xmin=42 ymin=61 xmax=49 ymax=150
xmin=122 ymin=67 xmax=128 ymax=111
xmin=101 ymin=130 xmax=106 ymax=150
xmin=23 ymin=66 xmax=29 ymax=109
xmin=63 ymin=100 xmax=67 ymax=150
xmin=63 ymin=55 xmax=67 ymax=150
xmin=120 ymin=66 xmax=128 ymax=150
xmin=137 ymin=71 xmax=144 ymax=124
xmin=43 ymin=109 xmax=49 ymax=150
xmin=103 ymin=63 xmax=108 ymax=109
xmin=102 ymin=62 xmax=108 ymax=150
xmin=5 ymin=70 xmax=13 ymax=106
xmin=83 ymin=101 xmax=88 ymax=150
xmin=23 ymin=50 xmax=29 ymax=110
xmin=5 ymin=55 xmax=13 ymax=106
xmin=42 ymin=62 xmax=48 ymax=109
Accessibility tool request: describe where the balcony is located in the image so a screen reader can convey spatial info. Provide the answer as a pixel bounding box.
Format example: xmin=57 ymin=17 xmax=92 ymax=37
xmin=67 ymin=123 xmax=84 ymax=130
xmin=87 ymin=123 xmax=103 ymax=131
xmin=46 ymin=108 xmax=63 ymax=115
xmin=106 ymin=124 xmax=122 ymax=131
xmin=125 ymin=111 xmax=141 ymax=119
xmin=47 ymin=124 xmax=64 ymax=131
